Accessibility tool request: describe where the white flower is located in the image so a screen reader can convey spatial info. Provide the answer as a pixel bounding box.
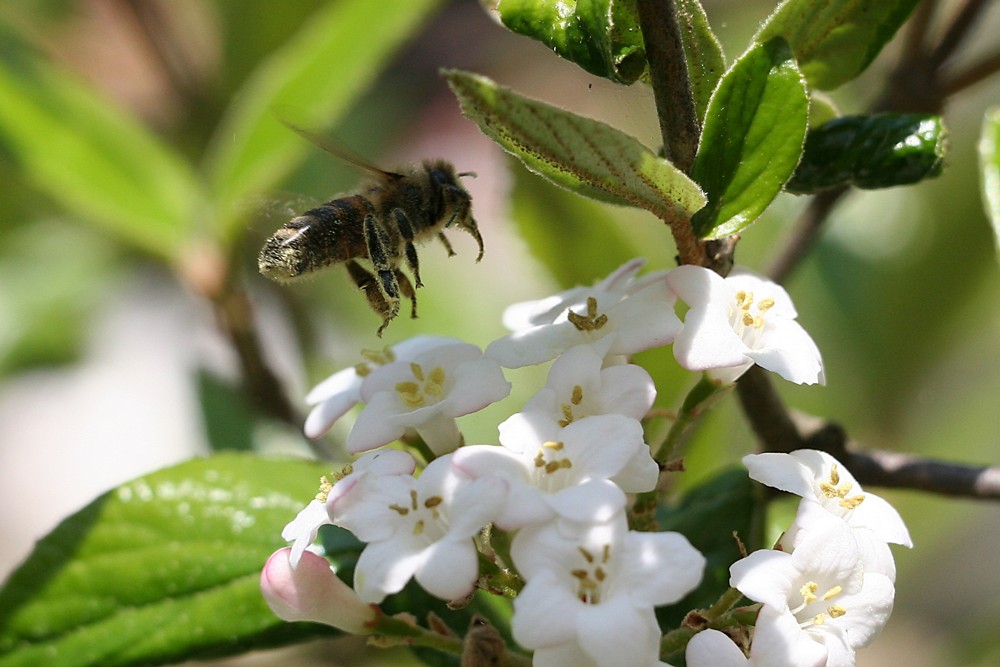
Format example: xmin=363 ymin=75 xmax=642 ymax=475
xmin=667 ymin=265 xmax=824 ymax=385
xmin=347 ymin=342 xmax=511 ymax=455
xmin=519 ymin=344 xmax=656 ymax=427
xmin=487 ymin=259 xmax=681 ymax=368
xmin=280 ymin=449 xmax=416 ymax=567
xmin=743 ymin=449 xmax=912 ymax=548
xmin=685 ymin=629 xmax=749 ymax=667
xmin=730 ymin=510 xmax=895 ymax=667
xmin=331 ymin=454 xmax=507 ymax=603
xmin=509 ymin=487 xmax=704 ymax=667
xmin=452 ymin=413 xmax=658 ymax=529
xmin=304 ymin=335 xmax=462 ymax=439
xmin=260 ymin=547 xmax=374 ymax=633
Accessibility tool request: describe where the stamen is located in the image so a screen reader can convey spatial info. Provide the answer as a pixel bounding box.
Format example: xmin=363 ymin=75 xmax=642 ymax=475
xmin=822 ymin=585 xmax=842 ymax=600
xmin=828 ymin=605 xmax=847 ymax=618
xmin=571 ymin=385 xmax=583 ymax=405
xmin=567 ymin=296 xmax=608 ymax=331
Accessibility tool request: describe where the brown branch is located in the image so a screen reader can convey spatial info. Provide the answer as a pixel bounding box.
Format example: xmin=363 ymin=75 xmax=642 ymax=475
xmin=736 ymin=367 xmax=1000 ymax=500
xmin=941 ymin=49 xmax=1000 ymax=97
xmin=928 ymin=0 xmax=992 ymax=69
xmin=635 ymin=0 xmax=710 ymax=269
xmin=767 ymin=186 xmax=846 ymax=283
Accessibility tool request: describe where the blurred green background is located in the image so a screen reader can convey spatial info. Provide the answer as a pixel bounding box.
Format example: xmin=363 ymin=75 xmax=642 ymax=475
xmin=0 ymin=1 xmax=998 ymax=665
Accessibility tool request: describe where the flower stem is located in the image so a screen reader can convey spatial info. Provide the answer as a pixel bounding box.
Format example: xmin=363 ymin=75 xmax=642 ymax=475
xmin=653 ymin=375 xmax=732 ymax=463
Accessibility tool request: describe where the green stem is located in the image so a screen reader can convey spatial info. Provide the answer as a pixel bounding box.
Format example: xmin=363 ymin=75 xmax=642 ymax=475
xmin=659 ymin=587 xmax=750 ymax=659
xmin=653 ymin=375 xmax=732 ymax=463
xmin=370 ymin=613 xmax=534 ymax=666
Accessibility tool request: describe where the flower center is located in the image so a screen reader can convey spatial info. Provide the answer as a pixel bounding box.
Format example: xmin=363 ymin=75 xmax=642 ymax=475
xmin=819 ymin=464 xmax=866 ymax=511
xmin=531 ymin=440 xmax=574 ymax=491
xmin=790 ymin=580 xmax=848 ymax=629
xmin=395 ymin=362 xmax=447 ymax=408
xmin=355 ymin=345 xmax=396 ymax=376
xmin=387 ymin=489 xmax=448 ymax=541
xmin=558 ymin=385 xmax=586 ymax=427
xmin=729 ymin=290 xmax=774 ymax=347
xmin=570 ymin=543 xmax=612 ymax=605
xmin=567 ymin=296 xmax=608 ymax=332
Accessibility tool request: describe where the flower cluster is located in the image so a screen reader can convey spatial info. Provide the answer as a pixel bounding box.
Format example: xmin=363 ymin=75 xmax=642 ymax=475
xmin=260 ymin=260 xmax=868 ymax=667
xmin=686 ymin=450 xmax=912 ymax=667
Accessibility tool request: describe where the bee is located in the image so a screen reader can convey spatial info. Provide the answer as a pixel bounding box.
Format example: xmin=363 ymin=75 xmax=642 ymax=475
xmin=258 ymin=123 xmax=483 ymax=336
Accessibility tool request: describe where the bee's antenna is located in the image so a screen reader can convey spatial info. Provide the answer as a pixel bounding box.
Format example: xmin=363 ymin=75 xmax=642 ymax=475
xmin=457 ymin=171 xmax=477 ymax=179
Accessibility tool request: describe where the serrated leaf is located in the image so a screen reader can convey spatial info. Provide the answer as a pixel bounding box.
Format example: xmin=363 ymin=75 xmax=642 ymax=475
xmin=981 ymin=107 xmax=1000 ymax=259
xmin=205 ymin=0 xmax=444 ymax=243
xmin=496 ymin=0 xmax=646 ymax=84
xmin=0 ymin=29 xmax=204 ymax=261
xmin=675 ymin=0 xmax=726 ymax=124
xmin=691 ymin=38 xmax=808 ymax=239
xmin=756 ymin=0 xmax=920 ymax=91
xmin=0 ymin=454 xmax=335 ymax=667
xmin=786 ymin=113 xmax=947 ymax=194
xmin=445 ymin=70 xmax=706 ymax=226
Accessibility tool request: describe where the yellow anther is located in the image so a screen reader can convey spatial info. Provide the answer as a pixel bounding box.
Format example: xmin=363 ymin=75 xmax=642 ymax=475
xmin=823 ymin=585 xmax=843 ymax=600
xmin=578 ymin=547 xmax=595 ymax=563
xmin=424 ymin=496 xmax=443 ymax=509
xmin=388 ymin=504 xmax=409 ymax=515
xmin=395 ymin=384 xmax=425 ymax=407
xmin=829 ymin=465 xmax=841 ymax=486
xmin=595 ymin=567 xmax=606 ymax=582
xmin=410 ymin=362 xmax=425 ymax=381
xmin=571 ymin=385 xmax=584 ymax=405
xmin=602 ymin=544 xmax=611 ymax=562
xmin=840 ymin=495 xmax=866 ymax=510
xmin=543 ymin=441 xmax=564 ymax=450
xmin=800 ymin=581 xmax=818 ymax=604
xmin=560 ymin=404 xmax=574 ymax=427
xmin=413 ymin=519 xmax=425 ymax=536
xmin=544 ymin=461 xmax=561 ymax=474
xmin=361 ymin=345 xmax=395 ymax=365
xmin=315 ymin=475 xmax=334 ymax=503
xmin=758 ymin=298 xmax=775 ymax=312
xmin=742 ymin=313 xmax=755 ymax=327
xmin=828 ymin=605 xmax=847 ymax=618
xmin=354 ymin=362 xmax=373 ymax=376
xmin=812 ymin=613 xmax=827 ymax=626
xmin=571 ymin=568 xmax=589 ymax=579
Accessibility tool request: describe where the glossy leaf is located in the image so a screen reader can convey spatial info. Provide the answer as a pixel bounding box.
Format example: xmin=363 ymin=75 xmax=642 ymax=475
xmin=690 ymin=39 xmax=808 ymax=239
xmin=496 ymin=0 xmax=646 ymax=84
xmin=756 ymin=0 xmax=920 ymax=91
xmin=786 ymin=113 xmax=947 ymax=194
xmin=0 ymin=30 xmax=203 ymax=261
xmin=980 ymin=107 xmax=1000 ymax=258
xmin=655 ymin=467 xmax=756 ymax=634
xmin=0 ymin=454 xmax=336 ymax=667
xmin=205 ymin=0 xmax=444 ymax=242
xmin=445 ymin=70 xmax=706 ymax=225
xmin=675 ymin=0 xmax=726 ymax=124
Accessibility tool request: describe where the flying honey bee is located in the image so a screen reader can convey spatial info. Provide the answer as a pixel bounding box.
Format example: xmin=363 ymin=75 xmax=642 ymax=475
xmin=258 ymin=123 xmax=483 ymax=336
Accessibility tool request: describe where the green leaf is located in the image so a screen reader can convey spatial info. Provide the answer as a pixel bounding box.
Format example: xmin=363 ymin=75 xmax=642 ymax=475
xmin=496 ymin=0 xmax=646 ymax=84
xmin=982 ymin=108 xmax=1000 ymax=259
xmin=786 ymin=113 xmax=947 ymax=194
xmin=655 ymin=467 xmax=756 ymax=632
xmin=0 ymin=29 xmax=203 ymax=260
xmin=0 ymin=454 xmax=336 ymax=667
xmin=508 ymin=163 xmax=643 ymax=288
xmin=756 ymin=0 xmax=920 ymax=91
xmin=445 ymin=70 xmax=706 ymax=226
xmin=205 ymin=0 xmax=445 ymax=242
xmin=691 ymin=38 xmax=808 ymax=239
xmin=675 ymin=0 xmax=726 ymax=124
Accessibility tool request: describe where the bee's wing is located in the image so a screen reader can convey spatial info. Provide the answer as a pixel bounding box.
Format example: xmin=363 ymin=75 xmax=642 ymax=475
xmin=280 ymin=120 xmax=404 ymax=181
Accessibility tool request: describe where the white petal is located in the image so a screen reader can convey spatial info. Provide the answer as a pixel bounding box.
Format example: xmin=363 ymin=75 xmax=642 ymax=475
xmin=577 ymin=598 xmax=660 ymax=667
xmin=834 ymin=572 xmax=895 ymax=648
xmin=512 ymin=571 xmax=581 ymax=648
xmin=746 ymin=319 xmax=824 ymax=385
xmin=595 ymin=364 xmax=657 ymax=420
xmin=305 ymin=366 xmax=361 ymax=405
xmin=546 ymin=479 xmax=626 ymax=523
xmin=606 ymin=280 xmax=681 ymax=354
xmin=848 ymin=492 xmax=913 ymax=547
xmin=414 ymin=413 xmax=462 ymax=455
xmin=281 ymin=500 xmax=331 ymax=567
xmin=611 ymin=443 xmax=659 ymax=493
xmin=685 ymin=629 xmax=748 ymax=667
xmin=354 ymin=537 xmax=424 ymax=603
xmin=743 ymin=452 xmax=818 ymax=498
xmin=729 ymin=549 xmax=798 ymax=609
xmin=621 ymin=531 xmax=706 ymax=607
xmin=442 ymin=357 xmax=512 ymax=417
xmin=304 ymin=391 xmax=360 ymax=439
xmin=414 ymin=537 xmax=480 ymax=601
xmin=750 ymin=606 xmax=829 ymax=667
xmin=448 ymin=475 xmax=509 ymax=537
xmin=346 ymin=392 xmax=407 ymax=453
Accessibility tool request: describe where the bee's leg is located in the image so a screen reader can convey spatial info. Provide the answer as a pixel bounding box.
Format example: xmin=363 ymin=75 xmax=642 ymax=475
xmin=441 ymin=186 xmax=484 ymax=262
xmin=391 ymin=208 xmax=423 ymax=288
xmin=363 ymin=214 xmax=400 ymax=302
xmin=437 ymin=232 xmax=456 ymax=257
xmin=344 ymin=260 xmax=398 ymax=336
xmin=394 ymin=269 xmax=418 ymax=319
